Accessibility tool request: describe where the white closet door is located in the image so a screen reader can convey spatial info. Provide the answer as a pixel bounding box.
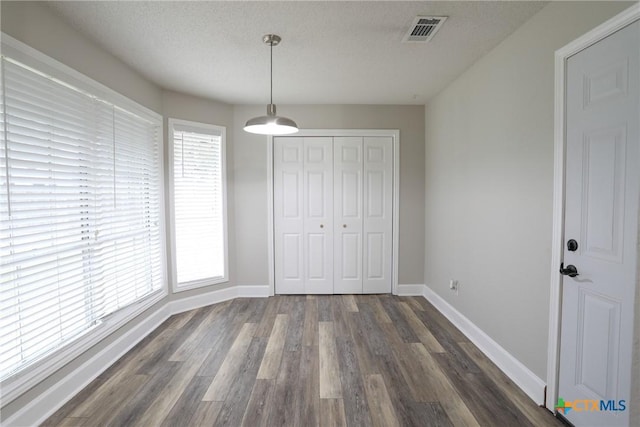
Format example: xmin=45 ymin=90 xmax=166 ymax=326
xmin=303 ymin=138 xmax=334 ymax=293
xmin=334 ymin=137 xmax=363 ymax=294
xmin=274 ymin=137 xmax=305 ymax=293
xmin=363 ymin=137 xmax=393 ymax=293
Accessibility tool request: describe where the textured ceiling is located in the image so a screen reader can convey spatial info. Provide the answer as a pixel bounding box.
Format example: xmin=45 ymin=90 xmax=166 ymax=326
xmin=46 ymin=1 xmax=547 ymax=105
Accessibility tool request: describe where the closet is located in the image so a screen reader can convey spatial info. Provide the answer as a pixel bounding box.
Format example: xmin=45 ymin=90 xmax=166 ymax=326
xmin=273 ymin=135 xmax=393 ymax=294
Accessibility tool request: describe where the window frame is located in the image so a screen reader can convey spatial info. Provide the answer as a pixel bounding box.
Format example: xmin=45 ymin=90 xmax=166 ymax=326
xmin=168 ymin=118 xmax=229 ymax=292
xmin=0 ymin=34 xmax=168 ymax=405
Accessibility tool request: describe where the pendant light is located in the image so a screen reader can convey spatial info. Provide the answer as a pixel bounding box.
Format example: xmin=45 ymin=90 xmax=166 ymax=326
xmin=244 ymin=34 xmax=299 ymax=135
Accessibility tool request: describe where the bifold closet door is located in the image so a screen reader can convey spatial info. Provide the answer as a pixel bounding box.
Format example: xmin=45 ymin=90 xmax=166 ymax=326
xmin=334 ymin=137 xmax=363 ymax=294
xmin=303 ymin=138 xmax=333 ymax=293
xmin=363 ymin=137 xmax=393 ymax=293
xmin=334 ymin=136 xmax=393 ymax=294
xmin=274 ymin=137 xmax=333 ymax=294
xmin=274 ymin=138 xmax=304 ymax=293
xmin=275 ymin=135 xmax=392 ymax=295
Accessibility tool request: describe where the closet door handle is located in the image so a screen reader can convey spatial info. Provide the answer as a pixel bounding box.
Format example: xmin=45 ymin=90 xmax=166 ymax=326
xmin=343 ymin=224 xmax=347 ymax=228
xmin=320 ymin=224 xmax=324 ymax=228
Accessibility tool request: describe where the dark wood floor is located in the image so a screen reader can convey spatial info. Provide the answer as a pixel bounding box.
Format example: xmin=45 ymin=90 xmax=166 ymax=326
xmin=43 ymin=295 xmax=562 ymax=427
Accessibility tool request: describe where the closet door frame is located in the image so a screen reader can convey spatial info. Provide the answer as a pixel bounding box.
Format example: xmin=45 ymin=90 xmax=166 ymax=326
xmin=267 ymin=129 xmax=399 ymax=296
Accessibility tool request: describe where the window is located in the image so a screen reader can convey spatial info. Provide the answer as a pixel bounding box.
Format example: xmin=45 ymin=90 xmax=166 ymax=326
xmin=169 ymin=119 xmax=228 ymax=290
xmin=0 ymin=51 xmax=164 ymax=384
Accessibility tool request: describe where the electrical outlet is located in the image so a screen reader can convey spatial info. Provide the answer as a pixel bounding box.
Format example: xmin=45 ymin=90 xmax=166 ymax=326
xmin=449 ymin=279 xmax=459 ymax=295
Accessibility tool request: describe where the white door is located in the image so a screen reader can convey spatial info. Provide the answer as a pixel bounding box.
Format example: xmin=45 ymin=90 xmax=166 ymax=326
xmin=363 ymin=137 xmax=393 ymax=293
xmin=274 ymin=137 xmax=305 ymax=294
xmin=303 ymin=137 xmax=334 ymax=293
xmin=559 ymin=20 xmax=639 ymax=427
xmin=334 ymin=137 xmax=363 ymax=293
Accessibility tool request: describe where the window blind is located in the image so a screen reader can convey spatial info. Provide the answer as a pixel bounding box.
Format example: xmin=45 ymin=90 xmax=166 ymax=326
xmin=0 ymin=57 xmax=163 ymax=381
xmin=172 ymin=124 xmax=225 ymax=285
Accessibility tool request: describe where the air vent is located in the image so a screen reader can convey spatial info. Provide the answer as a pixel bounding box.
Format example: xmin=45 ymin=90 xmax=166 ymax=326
xmin=403 ymin=16 xmax=447 ymax=43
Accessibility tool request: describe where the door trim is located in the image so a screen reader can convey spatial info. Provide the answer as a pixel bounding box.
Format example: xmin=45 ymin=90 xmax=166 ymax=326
xmin=267 ymin=129 xmax=400 ymax=296
xmin=546 ymin=3 xmax=640 ymax=412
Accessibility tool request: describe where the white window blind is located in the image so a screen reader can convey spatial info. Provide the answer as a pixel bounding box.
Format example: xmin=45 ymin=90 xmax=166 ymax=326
xmin=171 ymin=121 xmax=226 ymax=287
xmin=0 ymin=57 xmax=163 ymax=382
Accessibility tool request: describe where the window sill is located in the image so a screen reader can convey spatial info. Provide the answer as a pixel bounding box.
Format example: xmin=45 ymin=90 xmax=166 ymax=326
xmin=172 ymin=276 xmax=229 ymax=293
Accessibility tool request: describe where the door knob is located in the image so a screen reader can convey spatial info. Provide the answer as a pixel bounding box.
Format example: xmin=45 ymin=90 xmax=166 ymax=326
xmin=343 ymin=224 xmax=346 ymax=228
xmin=560 ymin=262 xmax=579 ymax=278
xmin=320 ymin=224 xmax=324 ymax=228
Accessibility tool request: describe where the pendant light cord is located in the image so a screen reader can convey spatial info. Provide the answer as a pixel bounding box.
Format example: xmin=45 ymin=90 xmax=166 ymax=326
xmin=244 ymin=34 xmax=298 ymax=134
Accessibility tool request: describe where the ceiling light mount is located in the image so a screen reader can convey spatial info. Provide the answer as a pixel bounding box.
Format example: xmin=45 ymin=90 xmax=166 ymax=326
xmin=244 ymin=34 xmax=298 ymax=135
xmin=263 ymin=34 xmax=281 ymax=46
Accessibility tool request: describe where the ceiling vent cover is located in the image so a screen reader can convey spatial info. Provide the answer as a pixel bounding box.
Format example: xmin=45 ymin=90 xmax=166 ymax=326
xmin=403 ymin=16 xmax=447 ymax=43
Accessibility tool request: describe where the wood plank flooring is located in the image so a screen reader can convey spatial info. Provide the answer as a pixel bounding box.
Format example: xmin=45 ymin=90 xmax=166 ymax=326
xmin=43 ymin=295 xmax=562 ymax=427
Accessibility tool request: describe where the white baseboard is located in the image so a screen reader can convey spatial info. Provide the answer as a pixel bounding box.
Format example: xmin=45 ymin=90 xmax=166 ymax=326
xmin=422 ymin=285 xmax=546 ymax=405
xmin=4 ymin=284 xmax=269 ymax=427
xmin=396 ymin=284 xmax=426 ymax=296
xmin=236 ymin=285 xmax=271 ymax=298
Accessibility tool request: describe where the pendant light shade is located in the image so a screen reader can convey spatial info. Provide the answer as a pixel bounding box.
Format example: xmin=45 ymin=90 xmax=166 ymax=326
xmin=244 ymin=104 xmax=299 ymax=135
xmin=244 ymin=34 xmax=298 ymax=135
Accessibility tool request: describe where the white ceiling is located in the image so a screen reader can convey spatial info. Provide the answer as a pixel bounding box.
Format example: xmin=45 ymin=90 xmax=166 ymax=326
xmin=46 ymin=1 xmax=547 ymax=105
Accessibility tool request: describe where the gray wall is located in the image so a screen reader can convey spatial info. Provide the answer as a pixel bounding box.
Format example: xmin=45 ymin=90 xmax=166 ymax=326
xmin=232 ymin=105 xmax=425 ymax=288
xmin=424 ymin=1 xmax=633 ymax=381
xmin=633 ymin=209 xmax=640 ymax=425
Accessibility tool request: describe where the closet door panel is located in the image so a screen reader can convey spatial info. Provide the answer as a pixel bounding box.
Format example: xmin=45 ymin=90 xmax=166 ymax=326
xmin=304 ymin=137 xmax=333 ymax=293
xmin=274 ymin=138 xmax=305 ymax=294
xmin=334 ymin=137 xmax=363 ymax=294
xmin=366 ymin=233 xmax=385 ymax=279
xmin=363 ymin=137 xmax=393 ymax=293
